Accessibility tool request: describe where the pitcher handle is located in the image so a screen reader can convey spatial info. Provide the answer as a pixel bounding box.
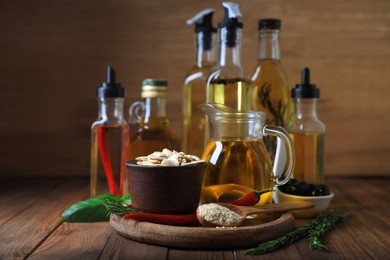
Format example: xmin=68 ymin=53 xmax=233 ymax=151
xmin=129 ymin=101 xmax=145 ymax=124
xmin=263 ymin=125 xmax=295 ymax=186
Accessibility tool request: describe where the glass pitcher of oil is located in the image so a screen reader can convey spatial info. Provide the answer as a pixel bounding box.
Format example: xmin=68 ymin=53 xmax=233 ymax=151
xmin=199 ymin=103 xmax=295 ymax=205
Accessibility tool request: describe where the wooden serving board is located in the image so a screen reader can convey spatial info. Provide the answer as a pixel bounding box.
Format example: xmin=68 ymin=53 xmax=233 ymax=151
xmin=110 ymin=212 xmax=295 ymax=249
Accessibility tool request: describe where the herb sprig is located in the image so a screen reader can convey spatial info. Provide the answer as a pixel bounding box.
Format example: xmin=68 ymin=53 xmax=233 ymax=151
xmin=244 ymin=212 xmax=347 ymax=255
xmin=103 ymin=199 xmax=142 ymax=217
xmin=258 ymin=83 xmax=287 ymax=127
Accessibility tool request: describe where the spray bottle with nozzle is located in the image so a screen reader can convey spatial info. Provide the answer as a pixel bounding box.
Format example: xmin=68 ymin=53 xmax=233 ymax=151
xmin=182 ymin=8 xmax=217 ymax=156
xmin=206 ymin=2 xmax=251 ymax=112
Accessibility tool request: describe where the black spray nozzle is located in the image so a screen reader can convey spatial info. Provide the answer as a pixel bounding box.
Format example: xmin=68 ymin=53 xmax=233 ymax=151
xmin=201 ymin=12 xmax=217 ymax=50
xmin=218 ymin=7 xmax=243 ymax=29
xmin=194 ymin=12 xmax=217 ymax=34
xmin=258 ymin=18 xmax=281 ymax=30
xmin=187 ymin=9 xmax=217 ymax=51
xmin=218 ymin=3 xmax=243 ymax=48
xmin=97 ymin=66 xmax=125 ymax=98
xmin=292 ymin=67 xmax=320 ymax=99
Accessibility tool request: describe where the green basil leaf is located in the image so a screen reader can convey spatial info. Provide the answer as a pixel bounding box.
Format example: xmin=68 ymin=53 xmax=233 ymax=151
xmin=62 ymin=194 xmax=122 ymax=222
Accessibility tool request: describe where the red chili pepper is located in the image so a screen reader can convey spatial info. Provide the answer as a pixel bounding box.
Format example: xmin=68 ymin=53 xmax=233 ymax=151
xmin=123 ymin=212 xmax=199 ymax=226
xmin=97 ymin=127 xmax=118 ymax=195
xmin=230 ymin=189 xmax=274 ymax=206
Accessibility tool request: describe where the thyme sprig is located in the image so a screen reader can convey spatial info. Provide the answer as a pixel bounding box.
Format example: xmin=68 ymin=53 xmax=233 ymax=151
xmin=244 ymin=212 xmax=347 ymax=255
xmin=103 ymin=199 xmax=142 ymax=217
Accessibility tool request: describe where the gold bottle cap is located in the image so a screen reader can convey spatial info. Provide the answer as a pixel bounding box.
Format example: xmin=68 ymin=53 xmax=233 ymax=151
xmin=141 ymin=79 xmax=167 ymax=98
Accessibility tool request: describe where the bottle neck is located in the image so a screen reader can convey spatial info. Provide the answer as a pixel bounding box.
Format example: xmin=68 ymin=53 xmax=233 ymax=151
xmin=218 ymin=27 xmax=243 ymax=67
xmin=142 ymin=96 xmax=168 ymax=126
xmin=195 ymin=32 xmax=216 ymax=68
xmin=98 ymin=97 xmax=125 ymax=122
xmin=257 ymin=29 xmax=281 ymax=60
xmin=294 ymin=98 xmax=318 ymax=119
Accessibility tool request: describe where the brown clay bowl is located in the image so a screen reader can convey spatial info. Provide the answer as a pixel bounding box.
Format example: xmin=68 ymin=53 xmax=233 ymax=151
xmin=126 ymin=160 xmax=206 ymax=214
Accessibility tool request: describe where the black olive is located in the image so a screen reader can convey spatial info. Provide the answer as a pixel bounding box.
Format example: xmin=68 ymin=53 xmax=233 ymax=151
xmin=298 ymin=182 xmax=310 ymax=196
xmin=308 ymin=184 xmax=318 ymax=196
xmin=281 ymin=179 xmax=331 ymax=197
xmin=285 ymin=183 xmax=298 ymax=195
xmin=317 ymin=184 xmax=330 ymax=196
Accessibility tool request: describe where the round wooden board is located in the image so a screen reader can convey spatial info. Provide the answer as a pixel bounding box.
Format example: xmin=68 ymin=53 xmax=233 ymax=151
xmin=110 ymin=212 xmax=295 ymax=249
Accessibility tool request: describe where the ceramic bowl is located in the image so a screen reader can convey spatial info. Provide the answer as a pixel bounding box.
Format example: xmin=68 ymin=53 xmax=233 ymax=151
xmin=126 ymin=160 xmax=206 ymax=214
xmin=273 ymin=186 xmax=334 ymax=218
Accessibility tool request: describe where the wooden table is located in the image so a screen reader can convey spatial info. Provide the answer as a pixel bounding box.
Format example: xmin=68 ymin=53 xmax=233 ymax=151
xmin=1 ymin=177 xmax=389 ymax=259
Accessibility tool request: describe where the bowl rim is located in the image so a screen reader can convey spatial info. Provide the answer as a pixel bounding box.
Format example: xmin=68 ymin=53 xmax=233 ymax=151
xmin=275 ymin=186 xmax=334 ymax=200
xmin=126 ymin=160 xmax=207 ymax=169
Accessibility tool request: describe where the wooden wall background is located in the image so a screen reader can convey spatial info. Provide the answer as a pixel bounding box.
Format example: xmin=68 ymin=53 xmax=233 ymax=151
xmin=0 ymin=0 xmax=389 ymax=178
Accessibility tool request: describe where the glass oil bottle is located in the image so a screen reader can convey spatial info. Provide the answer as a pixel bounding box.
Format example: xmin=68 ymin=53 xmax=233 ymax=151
xmin=90 ymin=66 xmax=129 ymax=197
xmin=206 ymin=2 xmax=251 ymax=111
xmin=129 ymin=79 xmax=180 ymax=160
xmin=182 ymin=9 xmax=217 ymax=157
xmin=251 ymin=19 xmax=291 ymax=160
xmin=287 ymin=67 xmax=325 ymax=184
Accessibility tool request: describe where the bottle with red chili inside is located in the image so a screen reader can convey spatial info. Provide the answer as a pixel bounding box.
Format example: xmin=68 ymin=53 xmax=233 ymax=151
xmin=90 ymin=66 xmax=129 ymax=198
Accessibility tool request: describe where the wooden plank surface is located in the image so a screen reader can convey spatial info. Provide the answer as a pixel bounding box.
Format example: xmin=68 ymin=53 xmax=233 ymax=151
xmin=0 ymin=178 xmax=389 ymax=259
xmin=0 ymin=179 xmax=61 ymax=226
xmin=0 ymin=179 xmax=89 ymax=259
xmin=0 ymin=0 xmax=389 ymax=178
xmin=29 ymin=222 xmax=112 ymax=260
xmin=100 ymin=232 xmax=168 ymax=260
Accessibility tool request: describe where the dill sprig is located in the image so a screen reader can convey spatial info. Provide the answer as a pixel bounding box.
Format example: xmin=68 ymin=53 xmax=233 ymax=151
xmin=244 ymin=212 xmax=347 ymax=255
xmin=103 ymin=199 xmax=142 ymax=217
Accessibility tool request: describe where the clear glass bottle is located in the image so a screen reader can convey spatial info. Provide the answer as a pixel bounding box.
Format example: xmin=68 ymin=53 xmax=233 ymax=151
xmin=251 ymin=19 xmax=291 ymax=160
xmin=287 ymin=67 xmax=325 ymax=184
xmin=182 ymin=9 xmax=217 ymax=157
xmin=129 ymin=79 xmax=180 ymax=160
xmin=206 ymin=2 xmax=251 ymax=112
xmin=90 ymin=66 xmax=129 ymax=197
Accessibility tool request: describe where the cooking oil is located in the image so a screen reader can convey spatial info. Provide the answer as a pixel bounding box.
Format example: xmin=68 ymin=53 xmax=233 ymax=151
xmin=90 ymin=66 xmax=129 ymax=197
xmin=129 ymin=79 xmax=180 ymax=160
xmin=206 ymin=3 xmax=251 ymax=112
xmin=182 ymin=9 xmax=217 ymax=156
xmin=290 ymin=132 xmax=324 ymax=184
xmin=91 ymin=125 xmax=129 ymax=197
xmin=288 ymin=67 xmax=325 ymax=184
xmin=208 ymin=78 xmax=251 ymax=111
xmin=251 ymin=19 xmax=291 ymax=160
xmin=200 ymin=140 xmax=274 ymax=205
xmin=129 ymin=116 xmax=180 ymax=159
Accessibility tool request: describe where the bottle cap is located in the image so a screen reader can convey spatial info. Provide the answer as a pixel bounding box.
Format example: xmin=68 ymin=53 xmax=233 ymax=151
xmin=258 ymin=18 xmax=281 ymax=30
xmin=218 ymin=2 xmax=243 ymax=47
xmin=187 ymin=9 xmax=217 ymax=50
xmin=97 ymin=66 xmax=125 ymax=98
xmin=291 ymin=67 xmax=320 ymax=99
xmin=141 ymin=79 xmax=167 ymax=98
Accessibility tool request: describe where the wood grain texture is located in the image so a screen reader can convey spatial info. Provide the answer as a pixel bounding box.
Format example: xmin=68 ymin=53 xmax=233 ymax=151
xmin=0 ymin=0 xmax=389 ymax=177
xmin=29 ymin=222 xmax=112 ymax=260
xmin=0 ymin=178 xmax=389 ymax=259
xmin=100 ymin=232 xmax=168 ymax=260
xmin=0 ymin=179 xmax=60 ymax=226
xmin=109 ymin=212 xmax=294 ymax=249
xmin=0 ymin=179 xmax=89 ymax=259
